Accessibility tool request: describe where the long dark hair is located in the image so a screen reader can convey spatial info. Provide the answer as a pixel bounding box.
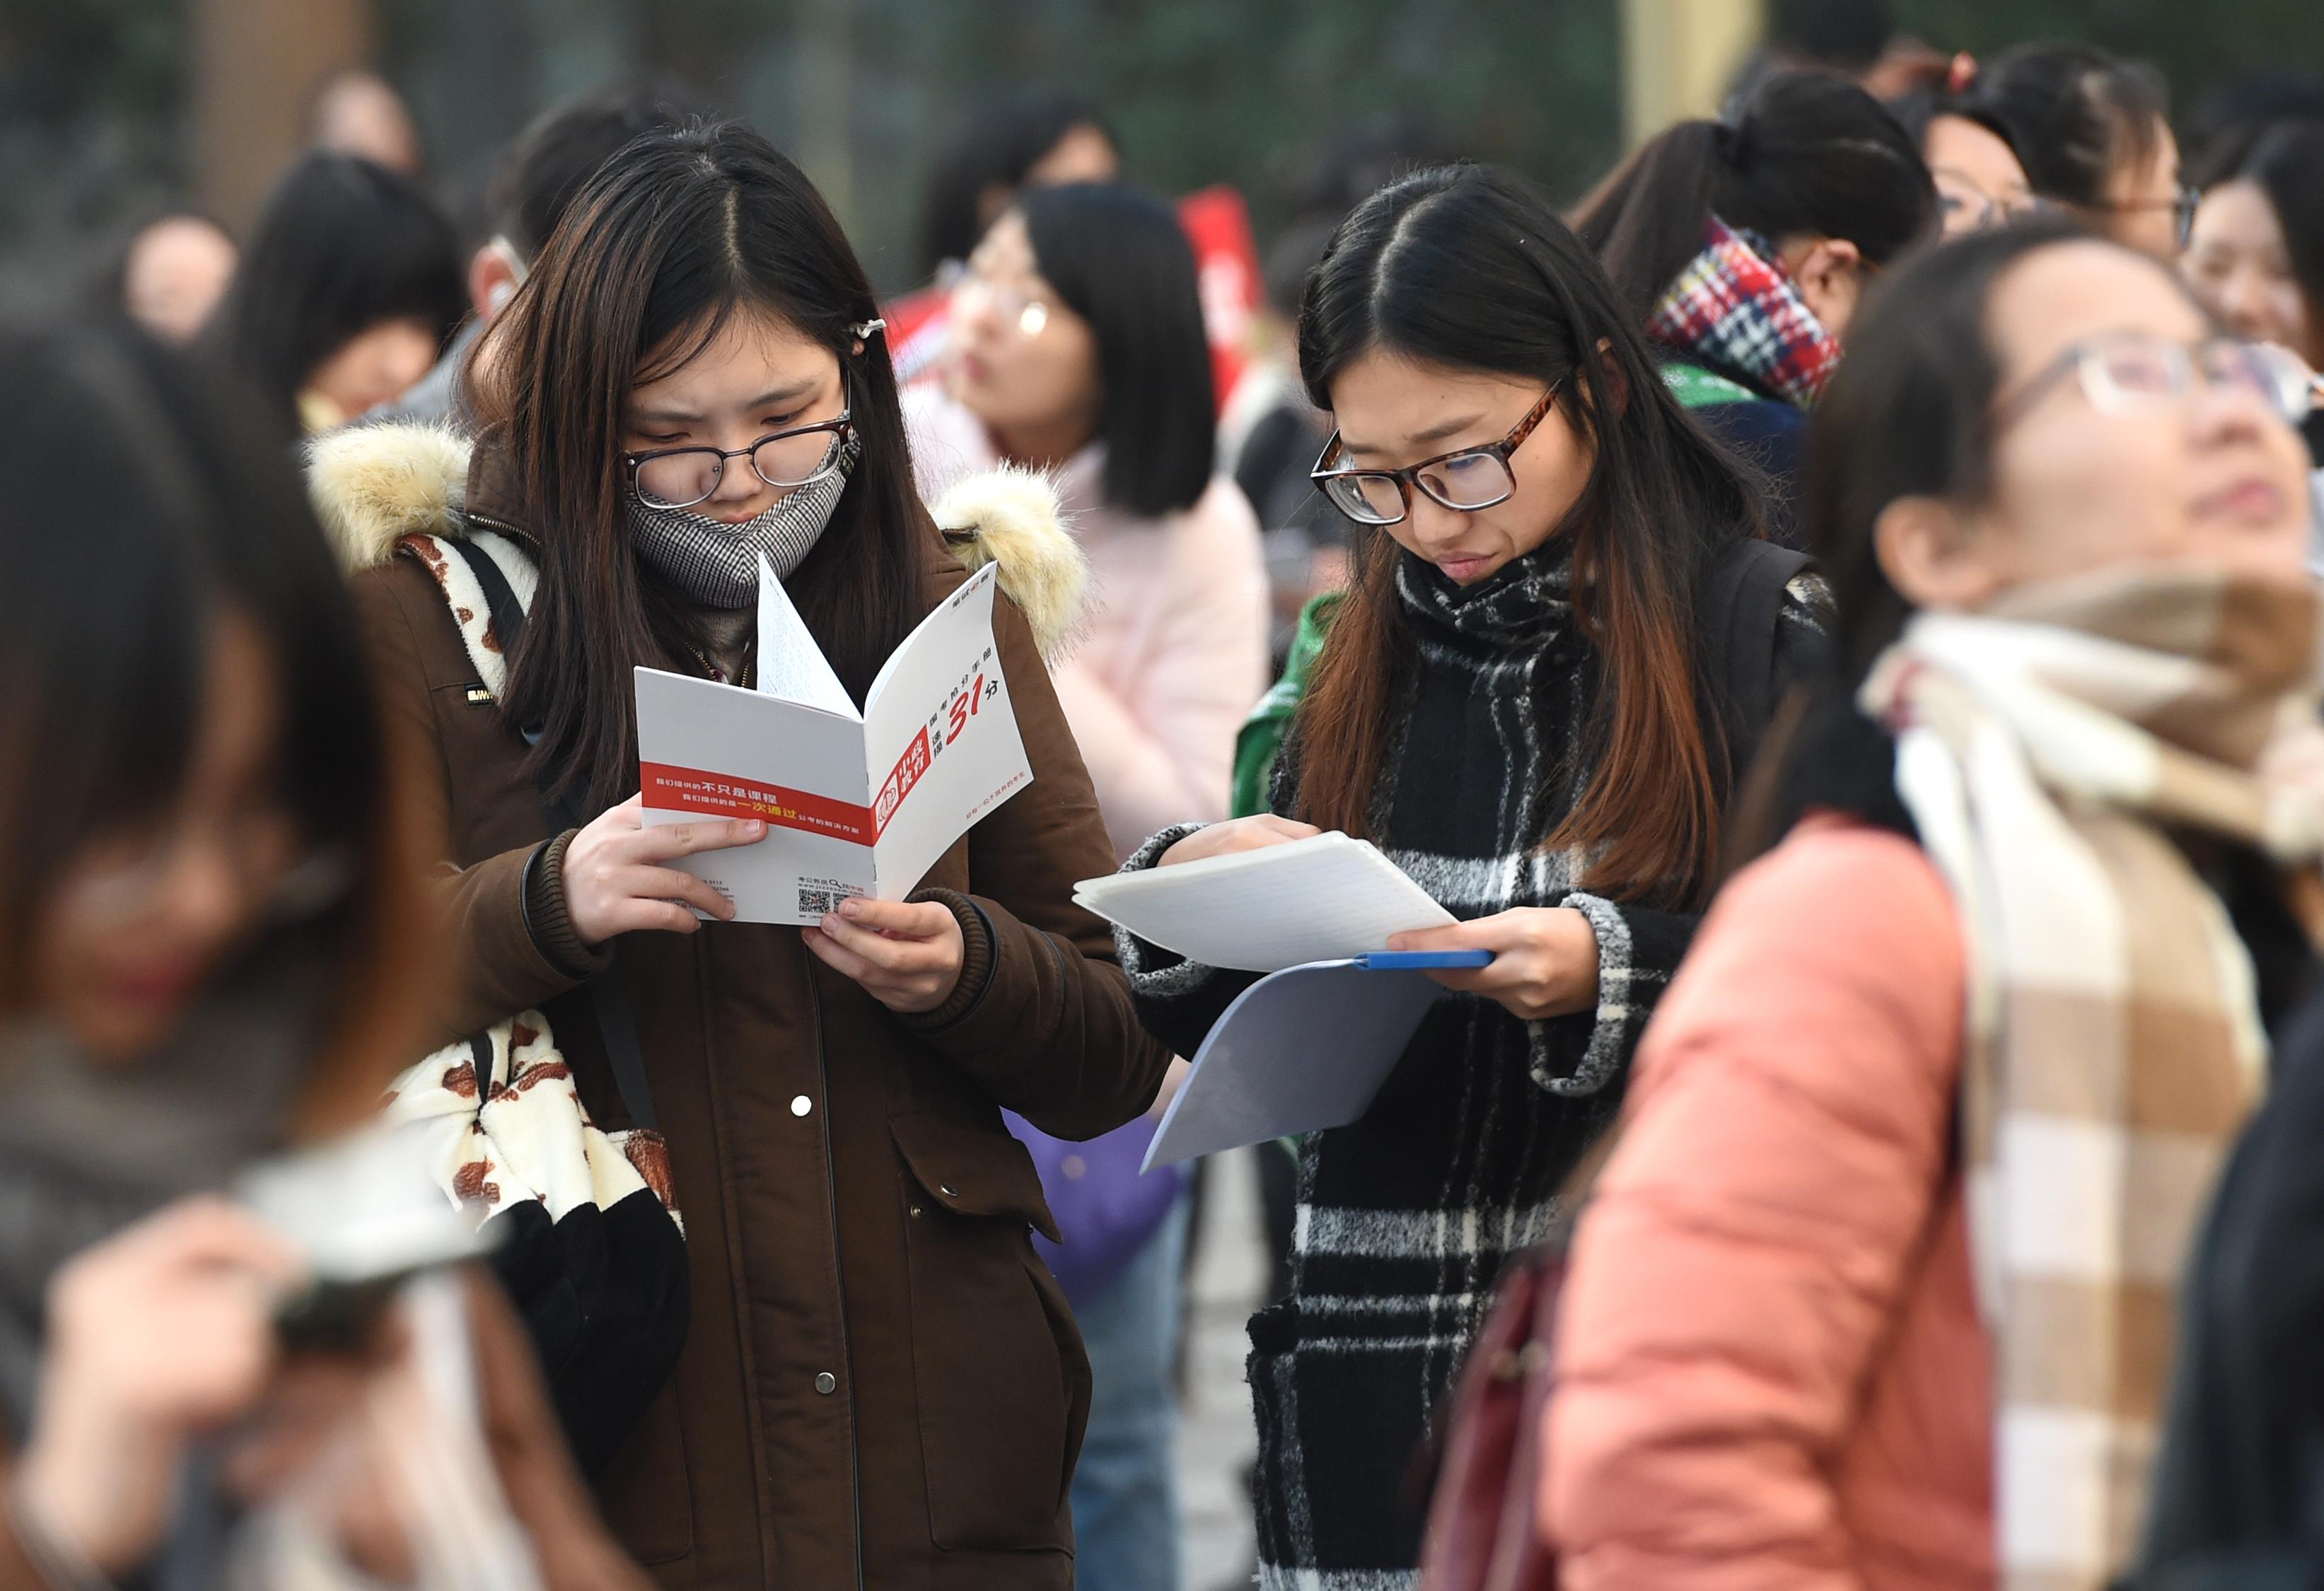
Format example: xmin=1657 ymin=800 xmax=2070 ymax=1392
xmin=1574 ymin=69 xmax=1933 ymax=324
xmin=1972 ymin=42 xmax=2169 ymax=212
xmin=1018 ymin=182 xmax=1214 ymax=518
xmin=0 ymin=316 xmax=429 ymax=1129
xmin=210 ymin=151 xmax=465 ymax=431
xmin=1294 ymin=165 xmax=1764 ymax=907
xmin=475 ymin=121 xmax=936 ymax=812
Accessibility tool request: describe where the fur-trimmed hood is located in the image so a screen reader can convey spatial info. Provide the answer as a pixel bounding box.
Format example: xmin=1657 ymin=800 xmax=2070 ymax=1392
xmin=304 ymin=422 xmax=1088 ymax=660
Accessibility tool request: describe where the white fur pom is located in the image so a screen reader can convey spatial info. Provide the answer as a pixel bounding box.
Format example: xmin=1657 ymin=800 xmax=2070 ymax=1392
xmin=932 ymin=465 xmax=1089 ymax=663
xmin=305 ymin=423 xmax=473 ymax=572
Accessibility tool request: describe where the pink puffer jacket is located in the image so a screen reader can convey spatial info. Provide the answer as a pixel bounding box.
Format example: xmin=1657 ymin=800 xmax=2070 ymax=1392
xmin=1543 ymin=815 xmax=1995 ymax=1590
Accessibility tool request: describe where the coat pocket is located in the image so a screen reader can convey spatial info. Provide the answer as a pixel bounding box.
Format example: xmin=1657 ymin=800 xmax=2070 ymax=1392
xmin=890 ymin=1113 xmax=1087 ymax=1552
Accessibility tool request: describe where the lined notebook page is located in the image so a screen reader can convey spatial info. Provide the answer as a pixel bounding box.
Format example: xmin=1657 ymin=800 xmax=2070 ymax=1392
xmin=1075 ymin=832 xmax=1454 ymax=972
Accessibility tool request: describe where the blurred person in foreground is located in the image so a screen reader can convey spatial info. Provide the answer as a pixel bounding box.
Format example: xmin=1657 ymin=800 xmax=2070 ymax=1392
xmin=108 ymin=211 xmax=238 ymax=344
xmin=1545 ymin=218 xmax=2324 ymax=1590
xmin=888 ymin=88 xmax=1120 ymax=381
xmin=908 ymin=180 xmax=1267 ymax=1591
xmin=0 ymin=317 xmax=642 ymax=1590
xmin=1976 ymin=42 xmax=2188 ymax=262
xmin=211 ymin=152 xmax=465 ymax=436
xmin=369 ymin=76 xmax=716 ymax=431
xmin=1574 ymin=69 xmax=1935 ymax=543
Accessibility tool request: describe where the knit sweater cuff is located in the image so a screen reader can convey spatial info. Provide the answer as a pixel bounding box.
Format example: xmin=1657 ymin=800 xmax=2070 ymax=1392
xmin=897 ymin=887 xmax=998 ymax=1032
xmin=522 ymin=830 xmax=610 ymax=982
xmin=1110 ymin=823 xmax=1221 ymax=1000
xmin=1533 ymin=892 xmax=1640 ymax=1099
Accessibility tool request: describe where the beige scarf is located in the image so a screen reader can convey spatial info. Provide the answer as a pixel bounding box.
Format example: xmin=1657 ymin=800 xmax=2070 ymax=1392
xmin=1861 ymin=569 xmax=2324 ymax=1591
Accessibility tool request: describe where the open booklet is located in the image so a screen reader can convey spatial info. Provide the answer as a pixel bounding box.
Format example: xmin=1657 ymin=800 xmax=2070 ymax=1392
xmin=1072 ymin=833 xmax=1464 ymax=1168
xmin=634 ymin=556 xmax=1033 ymax=925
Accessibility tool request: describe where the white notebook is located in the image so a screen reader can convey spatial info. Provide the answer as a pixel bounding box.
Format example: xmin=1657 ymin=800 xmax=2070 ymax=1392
xmin=1074 ymin=831 xmax=1453 ymax=973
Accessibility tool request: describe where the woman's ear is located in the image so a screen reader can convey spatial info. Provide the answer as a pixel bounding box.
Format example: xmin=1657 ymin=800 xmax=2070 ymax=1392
xmin=1593 ymin=337 xmax=1629 ymax=419
xmin=1787 ymin=237 xmax=1868 ymax=339
xmin=1873 ymin=494 xmax=2004 ymax=611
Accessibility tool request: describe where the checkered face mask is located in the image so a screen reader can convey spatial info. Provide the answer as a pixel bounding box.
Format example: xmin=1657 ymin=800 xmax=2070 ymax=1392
xmin=626 ymin=429 xmax=862 ymax=608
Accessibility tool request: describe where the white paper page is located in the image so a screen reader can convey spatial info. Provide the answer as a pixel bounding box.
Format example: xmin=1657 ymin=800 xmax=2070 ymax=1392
xmin=1074 ymin=832 xmax=1454 ymax=972
xmin=861 ymin=562 xmax=1033 ymax=898
xmin=1142 ymin=961 xmax=1443 ymax=1170
xmin=634 ymin=666 xmax=874 ymax=923
xmin=865 ymin=559 xmax=999 ymax=709
xmin=754 ymin=554 xmax=857 ymax=719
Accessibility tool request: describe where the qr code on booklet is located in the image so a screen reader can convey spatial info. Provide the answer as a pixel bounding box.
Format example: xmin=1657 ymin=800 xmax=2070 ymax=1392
xmin=796 ymin=880 xmax=861 ymax=919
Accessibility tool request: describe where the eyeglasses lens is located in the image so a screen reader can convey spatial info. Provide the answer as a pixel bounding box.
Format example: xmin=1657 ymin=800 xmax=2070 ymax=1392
xmin=635 ymin=451 xmax=722 ymax=509
xmin=753 ymin=428 xmax=844 ymax=488
xmin=1417 ymin=452 xmax=1516 ymax=510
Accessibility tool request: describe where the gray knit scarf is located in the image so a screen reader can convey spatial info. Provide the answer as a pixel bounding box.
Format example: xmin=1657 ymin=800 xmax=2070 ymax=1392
xmin=626 ymin=431 xmax=861 ymax=609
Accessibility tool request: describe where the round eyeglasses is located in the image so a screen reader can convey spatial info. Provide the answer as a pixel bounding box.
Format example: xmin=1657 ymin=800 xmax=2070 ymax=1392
xmin=1309 ymin=381 xmax=1566 ymax=527
xmin=940 ymin=260 xmax=1054 ymax=339
xmin=1994 ymin=333 xmax=2319 ymax=431
xmin=621 ymin=390 xmax=854 ymax=511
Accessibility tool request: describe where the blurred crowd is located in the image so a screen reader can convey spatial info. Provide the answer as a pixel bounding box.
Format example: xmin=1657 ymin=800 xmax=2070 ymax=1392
xmin=9 ymin=1 xmax=2324 ymax=1589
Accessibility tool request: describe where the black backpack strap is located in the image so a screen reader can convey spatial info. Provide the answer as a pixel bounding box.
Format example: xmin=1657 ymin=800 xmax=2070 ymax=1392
xmin=440 ymin=534 xmax=661 ymax=1134
xmin=1697 ymin=537 xmax=1815 ymax=782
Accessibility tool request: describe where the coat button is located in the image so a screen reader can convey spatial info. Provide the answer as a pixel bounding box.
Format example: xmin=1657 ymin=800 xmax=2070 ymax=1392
xmin=939 ymin=1184 xmax=956 ymax=1199
xmin=790 ymin=1095 xmax=812 ymax=1117
xmin=815 ymin=1373 xmax=837 ymax=1395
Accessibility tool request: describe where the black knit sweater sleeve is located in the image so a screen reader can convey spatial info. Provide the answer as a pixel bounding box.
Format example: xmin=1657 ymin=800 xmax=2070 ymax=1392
xmin=1528 ymin=894 xmax=1697 ymax=1097
xmin=1112 ymin=822 xmax=1265 ymax=1059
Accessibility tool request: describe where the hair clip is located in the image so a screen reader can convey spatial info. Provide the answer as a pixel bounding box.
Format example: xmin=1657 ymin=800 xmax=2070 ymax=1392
xmin=849 ymin=318 xmax=887 ymax=341
xmin=1947 ymin=52 xmax=1980 ymax=95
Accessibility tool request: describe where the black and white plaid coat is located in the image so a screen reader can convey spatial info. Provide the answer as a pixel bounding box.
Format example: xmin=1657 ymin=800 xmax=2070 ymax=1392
xmin=1122 ymin=539 xmax=1827 ymax=1588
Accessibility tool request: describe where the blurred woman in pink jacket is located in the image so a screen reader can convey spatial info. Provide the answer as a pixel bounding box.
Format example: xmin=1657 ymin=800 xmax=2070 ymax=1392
xmin=1544 ymin=218 xmax=2324 ymax=1590
xmin=909 ymin=181 xmax=1268 ymax=861
xmin=907 ymin=180 xmax=1266 ymax=1591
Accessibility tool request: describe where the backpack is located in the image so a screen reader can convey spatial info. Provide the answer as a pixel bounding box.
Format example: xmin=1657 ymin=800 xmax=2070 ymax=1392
xmin=384 ymin=525 xmax=689 ymax=1476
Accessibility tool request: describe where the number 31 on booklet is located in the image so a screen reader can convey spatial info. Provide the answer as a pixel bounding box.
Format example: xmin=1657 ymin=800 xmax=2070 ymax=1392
xmin=633 ymin=557 xmax=1033 ymax=925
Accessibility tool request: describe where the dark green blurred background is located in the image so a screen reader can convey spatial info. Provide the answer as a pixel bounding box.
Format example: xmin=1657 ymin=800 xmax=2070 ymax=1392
xmin=3 ymin=0 xmax=2319 ymax=298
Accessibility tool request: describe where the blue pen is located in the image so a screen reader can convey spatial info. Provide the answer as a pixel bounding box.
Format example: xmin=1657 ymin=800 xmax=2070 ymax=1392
xmin=1352 ymin=950 xmax=1495 ymax=970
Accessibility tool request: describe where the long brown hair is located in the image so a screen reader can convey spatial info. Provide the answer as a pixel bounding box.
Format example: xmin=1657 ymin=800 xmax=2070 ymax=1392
xmin=473 ymin=121 xmax=936 ymax=811
xmin=1292 ymin=166 xmax=1763 ymax=908
xmin=0 ymin=317 xmax=434 ymax=1133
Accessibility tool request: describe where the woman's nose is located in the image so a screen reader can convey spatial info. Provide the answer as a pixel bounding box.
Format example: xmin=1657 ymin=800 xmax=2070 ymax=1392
xmin=2188 ymin=369 xmax=2279 ymax=447
xmin=2219 ymin=268 xmax=2274 ymax=340
xmin=1407 ymin=495 xmax=1470 ymax=547
xmin=706 ymin=448 xmax=762 ymax=503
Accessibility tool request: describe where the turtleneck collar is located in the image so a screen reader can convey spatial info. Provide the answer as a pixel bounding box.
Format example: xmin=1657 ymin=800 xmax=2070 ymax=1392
xmin=1395 ymin=535 xmax=1577 ymax=656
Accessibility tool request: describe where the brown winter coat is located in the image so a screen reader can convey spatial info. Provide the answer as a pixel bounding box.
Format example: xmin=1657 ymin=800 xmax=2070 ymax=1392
xmin=316 ymin=424 xmax=1173 ymax=1590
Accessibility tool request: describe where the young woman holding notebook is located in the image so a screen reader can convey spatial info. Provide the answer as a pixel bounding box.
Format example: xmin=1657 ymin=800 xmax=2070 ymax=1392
xmin=1114 ymin=163 xmax=1829 ymax=1585
xmin=313 ymin=122 xmax=1171 ymax=1589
